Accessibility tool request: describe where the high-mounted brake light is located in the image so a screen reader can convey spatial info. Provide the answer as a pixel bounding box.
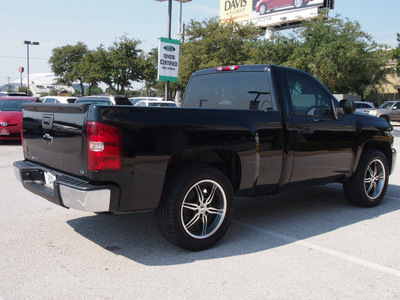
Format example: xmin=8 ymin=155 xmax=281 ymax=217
xmin=216 ymin=65 xmax=240 ymax=71
xmin=87 ymin=121 xmax=122 ymax=171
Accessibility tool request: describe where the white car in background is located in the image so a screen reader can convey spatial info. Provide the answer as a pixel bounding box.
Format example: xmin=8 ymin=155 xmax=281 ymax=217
xmin=40 ymin=96 xmax=77 ymax=104
xmin=134 ymin=100 xmax=179 ymax=107
xmin=129 ymin=97 xmax=164 ymax=106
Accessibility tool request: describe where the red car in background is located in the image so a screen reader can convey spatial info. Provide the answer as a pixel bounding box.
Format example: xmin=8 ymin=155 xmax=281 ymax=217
xmin=0 ymin=97 xmax=36 ymax=141
xmin=256 ymin=0 xmax=311 ymax=14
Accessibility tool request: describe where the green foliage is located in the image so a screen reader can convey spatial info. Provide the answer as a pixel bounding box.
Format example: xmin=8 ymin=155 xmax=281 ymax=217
xmin=394 ymin=33 xmax=400 ymax=71
xmin=48 ymin=15 xmax=392 ymax=99
xmin=102 ymin=35 xmax=145 ymax=95
xmin=49 ymin=42 xmax=88 ymax=95
xmin=49 ymin=89 xmax=58 ymax=96
xmin=179 ymin=17 xmax=262 ymax=87
xmin=49 ymin=36 xmax=145 ymax=96
xmin=249 ymin=33 xmax=298 ymax=65
xmin=142 ymin=48 xmax=159 ymax=96
xmin=17 ymin=86 xmax=28 ymax=94
xmin=287 ymin=13 xmax=387 ymax=95
xmin=88 ymin=85 xmax=103 ymax=96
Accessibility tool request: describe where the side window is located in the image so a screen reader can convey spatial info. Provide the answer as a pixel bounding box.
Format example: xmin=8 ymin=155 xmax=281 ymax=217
xmin=285 ymin=69 xmax=333 ymax=117
xmin=45 ymin=98 xmax=56 ymax=104
xmin=184 ymin=72 xmax=273 ymax=111
xmin=136 ymin=101 xmax=147 ymax=107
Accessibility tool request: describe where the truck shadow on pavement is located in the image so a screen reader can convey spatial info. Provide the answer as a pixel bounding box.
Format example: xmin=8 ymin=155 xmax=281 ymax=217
xmin=67 ymin=183 xmax=400 ymax=266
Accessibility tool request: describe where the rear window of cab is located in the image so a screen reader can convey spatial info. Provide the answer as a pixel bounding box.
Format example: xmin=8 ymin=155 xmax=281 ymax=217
xmin=183 ymin=72 xmax=273 ymax=111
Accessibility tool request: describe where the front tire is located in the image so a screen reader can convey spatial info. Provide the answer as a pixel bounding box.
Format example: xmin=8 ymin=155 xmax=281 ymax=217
xmin=156 ymin=166 xmax=234 ymax=251
xmin=343 ymin=150 xmax=389 ymax=207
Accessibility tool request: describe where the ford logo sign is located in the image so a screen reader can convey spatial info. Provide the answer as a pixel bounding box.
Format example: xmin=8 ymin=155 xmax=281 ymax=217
xmin=1 ymin=122 xmax=7 ymax=127
xmin=164 ymin=45 xmax=175 ymax=52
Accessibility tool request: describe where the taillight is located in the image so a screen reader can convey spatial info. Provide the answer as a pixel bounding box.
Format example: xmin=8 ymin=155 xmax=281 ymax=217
xmin=216 ymin=65 xmax=240 ymax=71
xmin=87 ymin=121 xmax=122 ymax=171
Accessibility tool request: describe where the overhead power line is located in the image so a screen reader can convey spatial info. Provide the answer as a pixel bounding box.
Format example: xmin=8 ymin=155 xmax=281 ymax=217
xmin=0 ymin=55 xmax=48 ymax=61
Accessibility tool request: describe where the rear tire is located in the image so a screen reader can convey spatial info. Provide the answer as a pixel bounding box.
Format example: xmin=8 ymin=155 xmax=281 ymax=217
xmin=155 ymin=165 xmax=234 ymax=251
xmin=343 ymin=150 xmax=389 ymax=207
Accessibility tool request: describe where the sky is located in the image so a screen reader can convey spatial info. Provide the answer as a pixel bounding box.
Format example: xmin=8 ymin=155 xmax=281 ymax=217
xmin=0 ymin=0 xmax=398 ymax=87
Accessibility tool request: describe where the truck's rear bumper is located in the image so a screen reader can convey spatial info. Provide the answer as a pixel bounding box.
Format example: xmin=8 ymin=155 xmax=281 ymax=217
xmin=13 ymin=160 xmax=120 ymax=212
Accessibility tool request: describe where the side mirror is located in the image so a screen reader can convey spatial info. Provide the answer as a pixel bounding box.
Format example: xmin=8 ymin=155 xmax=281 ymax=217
xmin=392 ymin=106 xmax=398 ymax=110
xmin=339 ymin=99 xmax=356 ymax=115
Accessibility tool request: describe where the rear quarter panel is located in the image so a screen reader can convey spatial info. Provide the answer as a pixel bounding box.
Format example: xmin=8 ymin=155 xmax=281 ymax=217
xmin=87 ymin=106 xmax=282 ymax=211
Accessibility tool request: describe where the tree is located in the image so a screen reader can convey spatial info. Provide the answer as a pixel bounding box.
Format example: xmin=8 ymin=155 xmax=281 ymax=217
xmin=393 ymin=33 xmax=400 ymax=71
xmin=80 ymin=49 xmax=104 ymax=96
xmin=249 ymin=34 xmax=298 ymax=65
xmin=142 ymin=48 xmax=159 ymax=96
xmin=49 ymin=42 xmax=88 ymax=95
xmin=287 ymin=13 xmax=387 ymax=95
xmin=101 ymin=35 xmax=146 ymax=95
xmin=179 ymin=17 xmax=261 ymax=88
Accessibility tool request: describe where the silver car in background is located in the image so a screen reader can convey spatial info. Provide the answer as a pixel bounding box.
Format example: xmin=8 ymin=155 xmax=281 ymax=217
xmin=354 ymin=101 xmax=375 ymax=113
xmin=367 ymin=101 xmax=400 ymax=124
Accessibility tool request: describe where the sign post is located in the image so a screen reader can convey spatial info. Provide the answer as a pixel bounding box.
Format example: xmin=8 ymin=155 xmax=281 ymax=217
xmin=18 ymin=67 xmax=24 ymax=91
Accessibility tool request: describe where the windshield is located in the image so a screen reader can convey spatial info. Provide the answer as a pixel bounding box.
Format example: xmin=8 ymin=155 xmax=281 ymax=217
xmin=378 ymin=102 xmax=394 ymax=109
xmin=0 ymin=99 xmax=34 ymax=111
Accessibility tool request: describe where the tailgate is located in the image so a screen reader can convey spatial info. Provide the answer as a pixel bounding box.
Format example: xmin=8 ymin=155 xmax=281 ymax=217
xmin=22 ymin=103 xmax=90 ymax=177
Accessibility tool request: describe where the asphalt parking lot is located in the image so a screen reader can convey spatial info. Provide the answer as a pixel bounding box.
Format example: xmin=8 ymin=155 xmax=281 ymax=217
xmin=0 ymin=124 xmax=399 ymax=299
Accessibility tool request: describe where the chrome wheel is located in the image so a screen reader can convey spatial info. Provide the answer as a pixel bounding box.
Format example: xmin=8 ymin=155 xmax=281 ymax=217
xmin=156 ymin=166 xmax=233 ymax=250
xmin=181 ymin=179 xmax=227 ymax=239
xmin=259 ymin=3 xmax=267 ymax=14
xmin=343 ymin=150 xmax=388 ymax=207
xmin=364 ymin=159 xmax=386 ymax=200
xmin=293 ymin=0 xmax=303 ymax=7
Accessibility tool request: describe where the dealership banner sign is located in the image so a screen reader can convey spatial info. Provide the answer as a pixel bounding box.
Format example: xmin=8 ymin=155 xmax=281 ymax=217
xmin=220 ymin=0 xmax=330 ymax=28
xmin=220 ymin=0 xmax=252 ymax=23
xmin=158 ymin=37 xmax=180 ymax=83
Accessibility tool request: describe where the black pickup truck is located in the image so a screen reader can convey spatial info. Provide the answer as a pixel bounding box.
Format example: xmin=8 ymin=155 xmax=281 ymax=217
xmin=14 ymin=65 xmax=396 ymax=251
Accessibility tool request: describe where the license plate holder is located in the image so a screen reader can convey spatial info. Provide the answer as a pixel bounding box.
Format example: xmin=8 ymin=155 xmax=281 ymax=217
xmin=44 ymin=172 xmax=56 ymax=189
xmin=0 ymin=129 xmax=10 ymax=135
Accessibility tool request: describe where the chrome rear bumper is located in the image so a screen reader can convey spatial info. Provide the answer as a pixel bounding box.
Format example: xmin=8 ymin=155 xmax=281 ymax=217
xmin=13 ymin=160 xmax=119 ymax=212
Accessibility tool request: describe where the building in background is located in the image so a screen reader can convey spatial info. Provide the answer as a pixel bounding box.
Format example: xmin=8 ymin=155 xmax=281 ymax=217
xmin=0 ymin=73 xmax=76 ymax=97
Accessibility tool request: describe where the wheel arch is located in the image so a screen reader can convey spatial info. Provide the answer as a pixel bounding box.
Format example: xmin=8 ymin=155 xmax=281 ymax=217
xmin=164 ymin=148 xmax=242 ymax=194
xmin=379 ymin=114 xmax=390 ymax=122
xmin=358 ymin=140 xmax=393 ymax=174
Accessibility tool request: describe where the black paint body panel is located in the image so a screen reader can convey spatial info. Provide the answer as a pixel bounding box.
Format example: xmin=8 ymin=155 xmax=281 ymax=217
xmin=18 ymin=65 xmax=395 ymax=212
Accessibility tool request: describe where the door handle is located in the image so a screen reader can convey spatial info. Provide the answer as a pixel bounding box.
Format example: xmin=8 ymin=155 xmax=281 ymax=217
xmin=298 ymin=128 xmax=314 ymax=134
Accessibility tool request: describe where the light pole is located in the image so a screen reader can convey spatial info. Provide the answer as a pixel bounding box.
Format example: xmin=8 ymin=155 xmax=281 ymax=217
xmin=178 ymin=0 xmax=191 ymax=42
xmin=154 ymin=0 xmax=191 ymax=100
xmin=23 ymin=40 xmax=39 ymax=96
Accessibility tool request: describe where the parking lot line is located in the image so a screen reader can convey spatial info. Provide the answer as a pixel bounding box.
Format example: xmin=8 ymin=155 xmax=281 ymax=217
xmin=234 ymin=220 xmax=400 ymax=278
